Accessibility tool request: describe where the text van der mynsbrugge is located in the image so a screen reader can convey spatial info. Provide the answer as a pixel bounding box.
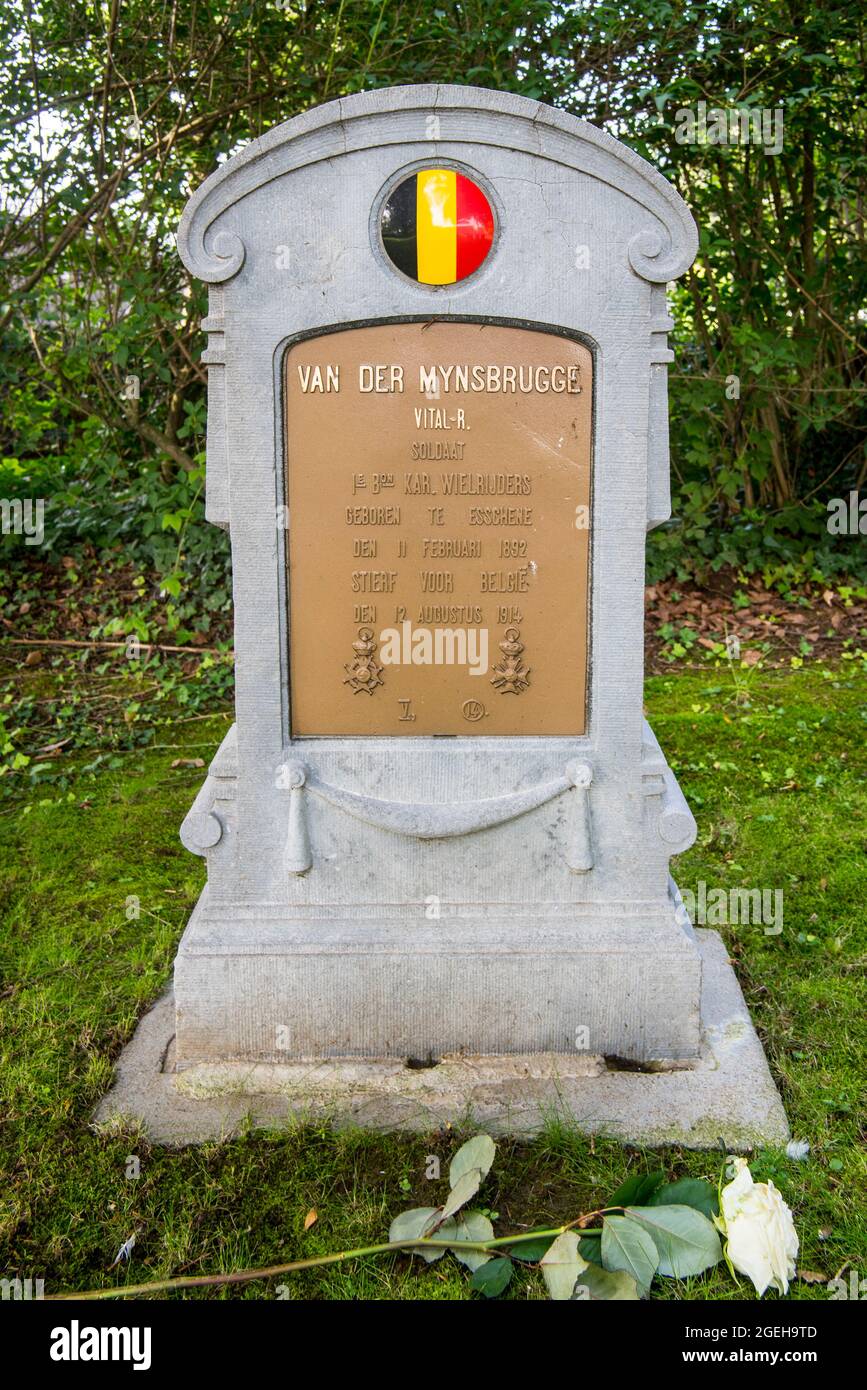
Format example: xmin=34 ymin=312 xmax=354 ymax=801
xmin=296 ymin=363 xmax=583 ymax=394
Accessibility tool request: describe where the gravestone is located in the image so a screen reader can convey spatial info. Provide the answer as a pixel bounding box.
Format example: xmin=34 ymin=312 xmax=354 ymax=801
xmin=98 ymin=85 xmax=788 ymax=1145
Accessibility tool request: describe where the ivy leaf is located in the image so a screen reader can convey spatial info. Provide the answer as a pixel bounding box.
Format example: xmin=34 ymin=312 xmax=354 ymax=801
xmin=601 ymin=1215 xmax=659 ymax=1296
xmin=448 ymin=1135 xmax=496 ymax=1189
xmin=470 ymin=1257 xmax=513 ymax=1298
xmin=388 ymin=1207 xmax=446 ymax=1263
xmin=607 ymin=1171 xmax=666 ymax=1208
xmin=540 ymin=1231 xmax=588 ymax=1300
xmin=625 ymin=1205 xmax=723 ymax=1278
xmin=449 ymin=1210 xmax=494 ymax=1272
xmin=647 ymin=1178 xmax=719 ymax=1219
xmin=573 ymin=1264 xmax=641 ymax=1300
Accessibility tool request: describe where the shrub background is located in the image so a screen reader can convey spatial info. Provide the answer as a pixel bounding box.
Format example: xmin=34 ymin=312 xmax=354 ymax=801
xmin=1 ymin=0 xmax=865 ymax=601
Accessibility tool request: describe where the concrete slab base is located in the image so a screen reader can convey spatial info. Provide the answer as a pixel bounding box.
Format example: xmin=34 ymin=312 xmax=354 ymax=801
xmin=93 ymin=931 xmax=789 ymax=1149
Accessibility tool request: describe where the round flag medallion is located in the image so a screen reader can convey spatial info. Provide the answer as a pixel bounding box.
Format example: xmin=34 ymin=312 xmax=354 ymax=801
xmin=380 ymin=168 xmax=495 ymax=286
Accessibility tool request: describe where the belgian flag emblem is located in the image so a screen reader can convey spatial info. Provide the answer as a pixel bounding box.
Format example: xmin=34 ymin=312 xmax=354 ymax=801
xmin=381 ymin=169 xmax=495 ymax=285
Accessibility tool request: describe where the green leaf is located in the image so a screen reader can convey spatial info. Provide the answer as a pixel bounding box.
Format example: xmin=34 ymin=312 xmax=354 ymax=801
xmin=507 ymin=1232 xmax=557 ymax=1262
xmin=578 ymin=1232 xmax=603 ymax=1265
xmin=440 ymin=1168 xmax=482 ymax=1220
xmin=388 ymin=1207 xmax=446 ymax=1263
xmin=607 ymin=1171 xmax=666 ymax=1209
xmin=601 ymin=1215 xmax=660 ymax=1296
xmin=448 ymin=1134 xmax=495 ymax=1190
xmin=470 ymin=1256 xmax=513 ymax=1298
xmin=573 ymin=1264 xmax=641 ymax=1300
xmin=647 ymin=1178 xmax=719 ymax=1219
xmin=448 ymin=1210 xmax=494 ymax=1272
xmin=540 ymin=1231 xmax=588 ymax=1300
xmin=625 ymin=1205 xmax=723 ymax=1278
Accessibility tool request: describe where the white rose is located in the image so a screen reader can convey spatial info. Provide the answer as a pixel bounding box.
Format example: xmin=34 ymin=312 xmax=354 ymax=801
xmin=716 ymin=1157 xmax=799 ymax=1296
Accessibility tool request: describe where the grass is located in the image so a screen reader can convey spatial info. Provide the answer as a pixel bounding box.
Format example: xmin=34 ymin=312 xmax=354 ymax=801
xmin=0 ymin=663 xmax=864 ymax=1300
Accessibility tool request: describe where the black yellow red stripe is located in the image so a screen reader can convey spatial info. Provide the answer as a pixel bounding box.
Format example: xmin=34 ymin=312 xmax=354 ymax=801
xmin=381 ymin=169 xmax=494 ymax=285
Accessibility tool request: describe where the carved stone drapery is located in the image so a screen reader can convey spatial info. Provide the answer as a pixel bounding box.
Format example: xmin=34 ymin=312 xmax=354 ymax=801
xmin=280 ymin=759 xmax=594 ymax=876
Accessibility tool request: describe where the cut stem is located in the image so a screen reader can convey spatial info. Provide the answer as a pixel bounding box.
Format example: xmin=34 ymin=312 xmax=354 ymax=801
xmin=45 ymin=1215 xmax=618 ymax=1300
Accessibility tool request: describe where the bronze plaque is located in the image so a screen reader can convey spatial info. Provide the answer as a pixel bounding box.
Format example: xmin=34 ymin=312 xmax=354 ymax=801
xmin=285 ymin=322 xmax=591 ymax=736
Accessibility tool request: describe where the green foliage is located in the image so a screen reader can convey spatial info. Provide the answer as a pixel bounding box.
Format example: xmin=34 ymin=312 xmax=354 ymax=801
xmin=648 ymin=1178 xmax=720 ymax=1220
xmin=469 ymin=1256 xmax=512 ymax=1296
xmin=389 ymin=1134 xmax=726 ymax=1299
xmin=647 ymin=502 xmax=864 ymax=589
xmin=624 ymin=1205 xmax=723 ymax=1279
xmin=601 ymin=1214 xmax=659 ymax=1295
xmin=388 ymin=1133 xmax=499 ymax=1275
xmin=1 ymin=1 xmax=865 ymax=604
xmin=0 ymin=615 xmax=234 ymax=800
xmin=608 ymin=1170 xmax=666 ymax=1208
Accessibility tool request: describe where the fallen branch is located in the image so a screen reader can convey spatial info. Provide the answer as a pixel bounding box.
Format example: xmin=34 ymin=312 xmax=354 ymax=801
xmin=6 ymin=637 xmax=230 ymax=656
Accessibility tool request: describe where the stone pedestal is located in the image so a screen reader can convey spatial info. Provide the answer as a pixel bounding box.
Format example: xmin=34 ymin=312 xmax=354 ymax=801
xmin=175 ymin=898 xmax=702 ymax=1066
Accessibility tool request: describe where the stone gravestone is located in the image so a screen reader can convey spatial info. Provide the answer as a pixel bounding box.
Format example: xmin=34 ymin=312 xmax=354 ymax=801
xmin=99 ymin=85 xmax=787 ymax=1144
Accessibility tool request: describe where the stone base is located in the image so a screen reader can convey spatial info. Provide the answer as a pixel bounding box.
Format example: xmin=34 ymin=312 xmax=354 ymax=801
xmin=173 ymin=889 xmax=703 ymax=1065
xmin=94 ymin=931 xmax=788 ymax=1148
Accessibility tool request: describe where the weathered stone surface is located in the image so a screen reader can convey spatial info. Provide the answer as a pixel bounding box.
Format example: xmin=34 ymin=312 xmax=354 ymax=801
xmin=94 ymin=931 xmax=789 ymax=1148
xmin=174 ymin=885 xmax=702 ymax=1064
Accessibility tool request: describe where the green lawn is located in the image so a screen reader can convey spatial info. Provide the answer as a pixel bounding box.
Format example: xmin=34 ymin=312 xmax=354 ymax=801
xmin=0 ymin=665 xmax=864 ymax=1300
